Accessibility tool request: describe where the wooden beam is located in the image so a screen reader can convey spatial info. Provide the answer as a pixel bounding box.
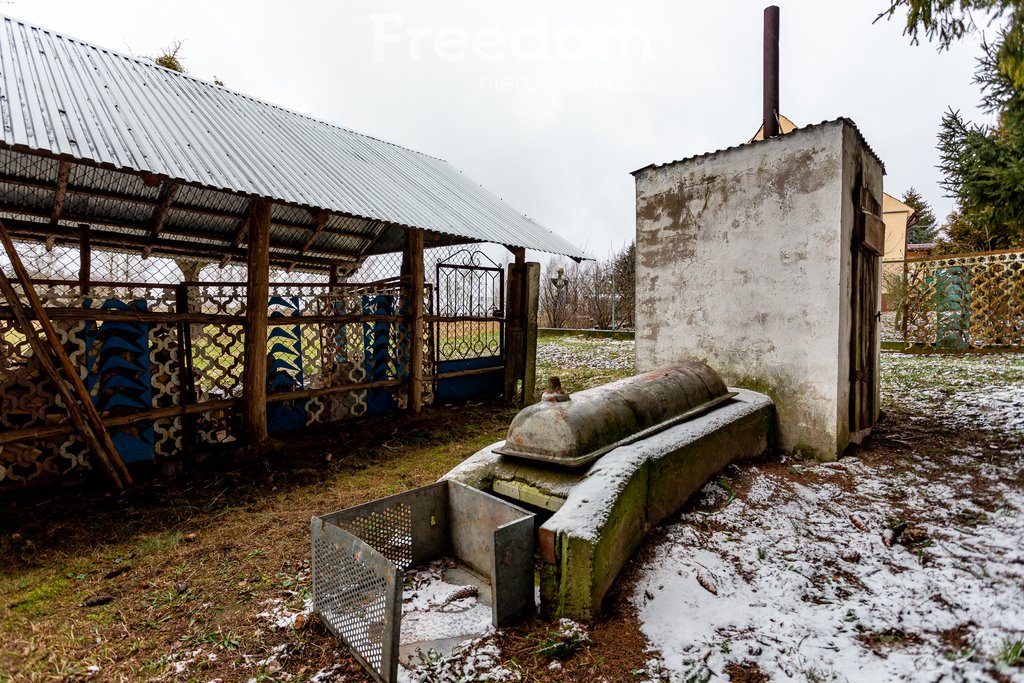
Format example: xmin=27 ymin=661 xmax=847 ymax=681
xmin=0 ymin=218 xmax=132 ymax=489
xmin=241 ymin=198 xmax=272 ymax=451
xmin=405 ymin=228 xmax=425 ymax=413
xmin=0 ymin=397 xmax=240 ymax=446
xmin=522 ymin=261 xmax=540 ymax=405
xmin=288 ymin=209 xmax=330 ymax=270
xmin=230 ymin=201 xmax=252 ymax=248
xmin=0 ymin=172 xmax=375 ymax=240
xmin=503 ymin=263 xmax=525 ymax=404
xmin=150 ymin=182 xmax=179 ymax=239
xmin=139 ymin=172 xmax=161 ymax=188
xmin=143 ymin=181 xmax=179 ymax=258
xmin=0 ymin=306 xmax=403 ymax=326
xmin=78 ymin=224 xmax=90 ymax=296
xmin=50 ymin=161 xmax=71 ymax=226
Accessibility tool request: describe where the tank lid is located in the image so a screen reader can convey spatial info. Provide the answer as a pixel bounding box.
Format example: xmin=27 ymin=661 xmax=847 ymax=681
xmin=494 ymin=363 xmax=736 ymax=467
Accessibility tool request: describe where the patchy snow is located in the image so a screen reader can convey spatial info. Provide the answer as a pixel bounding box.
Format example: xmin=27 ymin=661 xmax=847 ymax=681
xmin=883 ymin=353 xmax=1024 ymax=435
xmin=537 ymin=335 xmax=635 ymax=371
xmin=397 ymin=634 xmax=519 ymax=682
xmin=309 ymin=664 xmax=346 ymax=682
xmin=255 ymin=596 xmax=312 ymax=630
xmin=400 ymin=564 xmax=492 ymax=646
xmin=633 ymin=352 xmax=1024 ymax=682
xmin=395 ymin=559 xmax=505 ymax=679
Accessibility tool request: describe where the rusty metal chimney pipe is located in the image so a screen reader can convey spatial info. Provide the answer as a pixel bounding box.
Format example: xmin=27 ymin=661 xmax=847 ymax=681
xmin=763 ymin=5 xmax=780 ymax=138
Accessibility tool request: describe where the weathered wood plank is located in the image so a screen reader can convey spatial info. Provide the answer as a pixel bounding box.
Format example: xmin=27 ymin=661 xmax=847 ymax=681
xmin=78 ymin=224 xmax=90 ymax=296
xmin=50 ymin=161 xmax=71 ymax=226
xmin=241 ymin=198 xmax=272 ymax=450
xmin=405 ymin=228 xmax=426 ymax=413
xmin=522 ymin=261 xmax=540 ymax=405
xmin=150 ymin=181 xmax=179 ymax=238
xmin=0 ymin=218 xmax=132 ymax=489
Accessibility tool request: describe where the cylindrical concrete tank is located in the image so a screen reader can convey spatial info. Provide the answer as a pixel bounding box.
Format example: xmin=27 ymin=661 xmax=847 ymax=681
xmin=495 ymin=362 xmax=736 ymax=467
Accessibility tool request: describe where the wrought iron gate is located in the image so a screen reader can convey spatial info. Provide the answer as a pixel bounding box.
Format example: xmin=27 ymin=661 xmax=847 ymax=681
xmin=433 ymin=250 xmax=505 ymax=403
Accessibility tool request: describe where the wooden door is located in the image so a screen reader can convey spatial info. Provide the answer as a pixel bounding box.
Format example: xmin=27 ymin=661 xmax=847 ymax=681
xmin=850 ymin=181 xmax=884 ymax=433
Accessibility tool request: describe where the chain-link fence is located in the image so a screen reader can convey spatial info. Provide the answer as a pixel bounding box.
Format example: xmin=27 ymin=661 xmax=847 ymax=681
xmin=0 ymin=239 xmax=331 ymax=285
xmin=0 ymin=235 xmax=509 ymax=490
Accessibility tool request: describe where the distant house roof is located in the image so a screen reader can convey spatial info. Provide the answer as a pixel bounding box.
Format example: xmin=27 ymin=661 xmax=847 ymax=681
xmin=882 ymin=191 xmax=915 ymax=219
xmin=747 ymin=113 xmax=801 ymax=142
xmin=0 ymin=15 xmax=587 ymax=268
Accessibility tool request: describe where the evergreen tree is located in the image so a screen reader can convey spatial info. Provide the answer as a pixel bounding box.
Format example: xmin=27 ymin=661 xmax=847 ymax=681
xmin=881 ymin=1 xmax=1024 ymax=251
xmin=878 ymin=1 xmax=1024 ymax=90
xmin=901 ymin=188 xmax=940 ymax=243
xmin=937 ymin=37 xmax=1024 ymax=251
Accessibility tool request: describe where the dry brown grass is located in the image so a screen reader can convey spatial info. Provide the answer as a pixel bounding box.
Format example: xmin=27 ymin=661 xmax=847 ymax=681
xmin=0 ymin=403 xmax=518 ymax=682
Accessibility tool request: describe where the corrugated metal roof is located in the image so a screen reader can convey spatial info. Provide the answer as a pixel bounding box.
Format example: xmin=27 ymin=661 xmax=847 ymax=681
xmin=631 ymin=118 xmax=886 ymax=177
xmin=0 ymin=15 xmax=587 ymax=259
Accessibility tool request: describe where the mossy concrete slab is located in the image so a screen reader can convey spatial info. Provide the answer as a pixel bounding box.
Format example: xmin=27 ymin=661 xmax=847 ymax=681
xmin=444 ymin=388 xmax=773 ymax=622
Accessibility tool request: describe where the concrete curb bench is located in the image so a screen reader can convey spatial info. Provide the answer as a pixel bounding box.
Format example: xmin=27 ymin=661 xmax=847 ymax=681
xmin=444 ymin=388 xmax=774 ymax=620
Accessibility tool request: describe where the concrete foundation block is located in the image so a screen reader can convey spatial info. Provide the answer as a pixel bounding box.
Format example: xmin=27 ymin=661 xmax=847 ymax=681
xmin=444 ymin=388 xmax=773 ymax=622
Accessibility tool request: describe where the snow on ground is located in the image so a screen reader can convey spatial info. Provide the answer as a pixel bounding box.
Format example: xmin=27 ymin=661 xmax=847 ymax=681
xmin=399 ymin=560 xmax=492 ymax=648
xmin=536 ymin=335 xmax=635 ymax=371
xmin=883 ymin=352 xmax=1024 ymax=436
xmin=633 ymin=351 xmax=1024 ymax=682
xmin=397 ymin=559 xmax=518 ymax=682
xmin=397 ymin=636 xmax=518 ymax=683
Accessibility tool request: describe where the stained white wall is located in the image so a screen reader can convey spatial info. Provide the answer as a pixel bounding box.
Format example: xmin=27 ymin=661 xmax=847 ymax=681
xmin=634 ymin=120 xmax=882 ymax=459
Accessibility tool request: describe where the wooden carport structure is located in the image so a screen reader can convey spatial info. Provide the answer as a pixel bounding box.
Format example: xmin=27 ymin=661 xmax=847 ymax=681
xmin=0 ymin=15 xmax=586 ymax=490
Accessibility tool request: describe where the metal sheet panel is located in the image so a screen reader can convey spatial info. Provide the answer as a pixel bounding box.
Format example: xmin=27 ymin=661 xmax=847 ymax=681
xmin=311 ymin=518 xmax=402 ymax=683
xmin=0 ymin=16 xmax=588 ymax=259
xmin=447 ymin=479 xmax=532 ymax=580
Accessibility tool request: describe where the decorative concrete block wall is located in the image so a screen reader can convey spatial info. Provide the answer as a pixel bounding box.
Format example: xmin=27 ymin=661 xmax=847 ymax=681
xmin=633 ymin=119 xmax=884 ymax=459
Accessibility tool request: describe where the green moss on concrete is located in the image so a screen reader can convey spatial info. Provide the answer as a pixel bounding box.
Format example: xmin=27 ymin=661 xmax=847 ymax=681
xmin=542 ymin=395 xmax=773 ymax=622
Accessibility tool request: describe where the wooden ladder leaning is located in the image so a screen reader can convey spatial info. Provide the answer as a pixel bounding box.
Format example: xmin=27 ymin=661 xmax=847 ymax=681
xmin=0 ymin=218 xmax=132 ymax=490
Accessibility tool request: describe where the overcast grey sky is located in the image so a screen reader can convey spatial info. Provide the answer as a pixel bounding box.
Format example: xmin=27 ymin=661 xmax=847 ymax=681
xmin=8 ymin=1 xmax=998 ymax=258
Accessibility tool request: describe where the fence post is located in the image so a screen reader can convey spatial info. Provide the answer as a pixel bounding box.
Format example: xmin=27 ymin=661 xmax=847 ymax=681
xmin=78 ymin=224 xmax=90 ymax=296
xmin=522 ymin=262 xmax=540 ymax=405
xmin=901 ymin=257 xmax=909 ymax=343
xmin=242 ymin=198 xmax=272 ymax=453
xmin=404 ymin=228 xmax=425 ymax=413
xmin=175 ymin=282 xmax=198 ymax=464
xmin=504 ymin=248 xmax=526 ymax=404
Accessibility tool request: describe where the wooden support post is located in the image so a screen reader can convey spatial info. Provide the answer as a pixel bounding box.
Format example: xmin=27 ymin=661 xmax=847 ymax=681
xmin=0 ymin=218 xmax=132 ymax=489
xmin=405 ymin=228 xmax=425 ymax=413
xmin=288 ymin=209 xmax=330 ymax=270
xmin=522 ymin=261 xmax=540 ymax=405
xmin=146 ymin=181 xmax=179 ymax=258
xmin=175 ymin=282 xmax=198 ymax=465
xmin=503 ymin=247 xmax=527 ymax=404
xmin=50 ymin=161 xmax=71 ymax=226
xmin=241 ymin=198 xmax=272 ymax=451
xmin=78 ymin=224 xmax=90 ymax=296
